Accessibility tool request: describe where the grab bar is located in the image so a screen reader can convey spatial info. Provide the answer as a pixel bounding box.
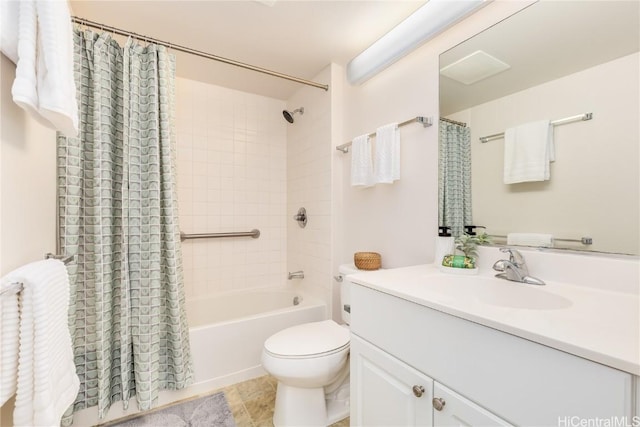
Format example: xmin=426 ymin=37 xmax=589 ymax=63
xmin=180 ymin=229 xmax=261 ymax=241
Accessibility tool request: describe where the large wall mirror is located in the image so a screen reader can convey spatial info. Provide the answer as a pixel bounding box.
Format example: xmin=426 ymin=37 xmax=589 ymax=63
xmin=439 ymin=1 xmax=639 ymax=255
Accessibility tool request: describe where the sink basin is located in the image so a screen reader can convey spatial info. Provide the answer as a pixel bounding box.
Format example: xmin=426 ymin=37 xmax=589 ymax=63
xmin=422 ymin=274 xmax=572 ymax=310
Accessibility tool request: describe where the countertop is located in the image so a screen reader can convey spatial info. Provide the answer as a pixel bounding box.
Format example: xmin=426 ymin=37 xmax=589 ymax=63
xmin=349 ymin=264 xmax=640 ymax=376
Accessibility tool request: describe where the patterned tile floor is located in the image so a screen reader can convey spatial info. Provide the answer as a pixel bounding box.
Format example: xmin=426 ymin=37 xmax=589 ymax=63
xmin=223 ymin=375 xmax=349 ymax=427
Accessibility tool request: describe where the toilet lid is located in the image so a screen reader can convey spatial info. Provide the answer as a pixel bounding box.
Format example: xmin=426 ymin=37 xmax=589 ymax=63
xmin=264 ymin=320 xmax=350 ymax=357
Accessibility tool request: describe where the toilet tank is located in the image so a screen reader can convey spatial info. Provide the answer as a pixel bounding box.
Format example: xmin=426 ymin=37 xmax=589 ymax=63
xmin=338 ymin=264 xmax=362 ymax=325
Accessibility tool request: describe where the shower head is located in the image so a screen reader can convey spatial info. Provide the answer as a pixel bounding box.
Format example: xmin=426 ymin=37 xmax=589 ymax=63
xmin=283 ymin=107 xmax=304 ymax=123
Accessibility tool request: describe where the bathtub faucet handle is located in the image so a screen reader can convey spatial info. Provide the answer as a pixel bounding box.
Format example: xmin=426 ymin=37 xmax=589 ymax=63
xmin=288 ymin=271 xmax=304 ymax=280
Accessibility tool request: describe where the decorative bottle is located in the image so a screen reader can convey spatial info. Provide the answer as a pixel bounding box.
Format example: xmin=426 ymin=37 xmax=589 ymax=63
xmin=435 ymin=226 xmax=455 ymax=266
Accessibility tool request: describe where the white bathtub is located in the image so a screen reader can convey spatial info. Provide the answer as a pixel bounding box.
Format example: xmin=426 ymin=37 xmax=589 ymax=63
xmin=70 ymin=288 xmax=326 ymax=426
xmin=187 ymin=288 xmax=326 ymax=389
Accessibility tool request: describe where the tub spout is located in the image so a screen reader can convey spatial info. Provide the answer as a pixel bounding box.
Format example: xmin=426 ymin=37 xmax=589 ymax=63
xmin=288 ymin=271 xmax=304 ymax=280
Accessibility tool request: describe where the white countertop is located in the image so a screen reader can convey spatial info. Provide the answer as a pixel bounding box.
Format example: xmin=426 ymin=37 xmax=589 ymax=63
xmin=349 ymin=264 xmax=640 ymax=376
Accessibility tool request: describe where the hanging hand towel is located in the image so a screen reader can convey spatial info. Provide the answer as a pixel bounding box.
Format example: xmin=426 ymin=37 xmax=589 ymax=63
xmin=507 ymin=233 xmax=554 ymax=247
xmin=503 ymin=120 xmax=554 ymax=184
xmin=4 ymin=259 xmax=80 ymax=427
xmin=375 ymin=123 xmax=400 ymax=184
xmin=350 ymin=134 xmax=375 ymax=187
xmin=8 ymin=0 xmax=79 ymax=137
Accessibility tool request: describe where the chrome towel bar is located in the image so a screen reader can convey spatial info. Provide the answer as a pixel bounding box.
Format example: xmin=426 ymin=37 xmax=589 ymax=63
xmin=1 ymin=253 xmax=74 ymax=297
xmin=336 ymin=116 xmax=433 ymax=153
xmin=180 ymin=229 xmax=261 ymax=241
xmin=479 ymin=112 xmax=593 ymax=143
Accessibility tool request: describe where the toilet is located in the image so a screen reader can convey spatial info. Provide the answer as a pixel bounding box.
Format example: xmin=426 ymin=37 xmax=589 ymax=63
xmin=261 ymin=264 xmax=360 ymax=427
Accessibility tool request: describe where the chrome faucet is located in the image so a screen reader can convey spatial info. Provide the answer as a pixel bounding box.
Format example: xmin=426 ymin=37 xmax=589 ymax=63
xmin=492 ymin=248 xmax=545 ymax=286
xmin=288 ymin=271 xmax=304 ymax=280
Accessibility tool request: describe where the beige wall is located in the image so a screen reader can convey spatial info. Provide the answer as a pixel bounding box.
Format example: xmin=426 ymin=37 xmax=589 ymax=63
xmin=338 ymin=1 xmax=533 ymax=268
xmin=448 ymin=52 xmax=639 ymax=255
xmin=0 ymin=54 xmax=57 ymax=275
xmin=0 ymin=53 xmax=58 ymax=426
xmin=175 ymin=77 xmax=288 ymax=300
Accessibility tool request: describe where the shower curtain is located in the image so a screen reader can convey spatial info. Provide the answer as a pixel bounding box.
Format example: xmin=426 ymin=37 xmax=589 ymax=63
xmin=438 ymin=120 xmax=472 ymax=237
xmin=57 ymin=29 xmax=193 ymax=423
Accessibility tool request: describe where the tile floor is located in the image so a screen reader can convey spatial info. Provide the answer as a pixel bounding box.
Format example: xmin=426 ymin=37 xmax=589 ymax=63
xmin=223 ymin=375 xmax=350 ymax=427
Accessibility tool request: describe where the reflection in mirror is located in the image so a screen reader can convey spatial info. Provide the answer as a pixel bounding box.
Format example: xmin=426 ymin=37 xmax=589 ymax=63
xmin=439 ymin=1 xmax=639 ymax=255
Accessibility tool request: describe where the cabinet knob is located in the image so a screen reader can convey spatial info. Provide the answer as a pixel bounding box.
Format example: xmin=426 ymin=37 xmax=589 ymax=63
xmin=412 ymin=385 xmax=425 ymax=397
xmin=432 ymin=397 xmax=446 ymax=411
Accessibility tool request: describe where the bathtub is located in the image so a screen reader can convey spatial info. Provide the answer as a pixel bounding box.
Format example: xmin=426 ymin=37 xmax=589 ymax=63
xmin=70 ymin=288 xmax=325 ymax=426
xmin=187 ymin=288 xmax=326 ymax=390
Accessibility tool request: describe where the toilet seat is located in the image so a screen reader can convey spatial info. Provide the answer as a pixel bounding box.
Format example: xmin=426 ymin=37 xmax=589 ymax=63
xmin=264 ymin=320 xmax=350 ymax=359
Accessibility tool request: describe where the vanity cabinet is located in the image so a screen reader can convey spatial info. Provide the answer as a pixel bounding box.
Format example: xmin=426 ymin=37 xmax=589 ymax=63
xmin=350 ymin=283 xmax=634 ymax=426
xmin=351 ymin=334 xmax=511 ymax=426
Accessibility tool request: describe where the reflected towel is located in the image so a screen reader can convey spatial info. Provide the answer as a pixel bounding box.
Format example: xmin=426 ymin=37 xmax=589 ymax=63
xmin=375 ymin=123 xmax=400 ymax=184
xmin=350 ymin=134 xmax=375 ymax=187
xmin=507 ymin=233 xmax=554 ymax=247
xmin=503 ymin=120 xmax=554 ymax=184
xmin=3 ymin=259 xmax=80 ymax=427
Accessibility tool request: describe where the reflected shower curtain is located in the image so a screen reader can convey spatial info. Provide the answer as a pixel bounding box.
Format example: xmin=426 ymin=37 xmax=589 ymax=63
xmin=438 ymin=120 xmax=472 ymax=237
xmin=57 ymin=29 xmax=193 ymax=423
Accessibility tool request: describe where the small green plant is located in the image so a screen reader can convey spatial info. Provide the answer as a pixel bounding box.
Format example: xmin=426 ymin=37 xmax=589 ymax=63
xmin=454 ymin=232 xmax=492 ymax=259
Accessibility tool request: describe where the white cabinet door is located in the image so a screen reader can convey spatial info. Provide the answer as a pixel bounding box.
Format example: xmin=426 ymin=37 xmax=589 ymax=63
xmin=433 ymin=382 xmax=512 ymax=426
xmin=351 ymin=335 xmax=433 ymax=427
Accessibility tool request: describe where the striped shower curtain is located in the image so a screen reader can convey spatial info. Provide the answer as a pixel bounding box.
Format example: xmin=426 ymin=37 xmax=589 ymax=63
xmin=438 ymin=120 xmax=472 ymax=237
xmin=57 ymin=29 xmax=193 ymax=423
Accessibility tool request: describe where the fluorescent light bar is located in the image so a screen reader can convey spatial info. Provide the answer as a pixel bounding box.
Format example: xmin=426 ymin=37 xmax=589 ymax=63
xmin=347 ymin=0 xmax=487 ymax=85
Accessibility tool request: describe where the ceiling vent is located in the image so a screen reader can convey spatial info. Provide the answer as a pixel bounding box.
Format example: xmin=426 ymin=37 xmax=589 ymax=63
xmin=440 ymin=50 xmax=510 ymax=85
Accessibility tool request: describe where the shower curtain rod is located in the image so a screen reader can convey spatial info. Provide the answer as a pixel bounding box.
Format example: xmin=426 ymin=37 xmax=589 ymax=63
xmin=71 ymin=16 xmax=329 ymax=92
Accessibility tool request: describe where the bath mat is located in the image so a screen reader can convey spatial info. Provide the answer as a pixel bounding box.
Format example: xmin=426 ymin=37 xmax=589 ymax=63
xmin=108 ymin=392 xmax=236 ymax=427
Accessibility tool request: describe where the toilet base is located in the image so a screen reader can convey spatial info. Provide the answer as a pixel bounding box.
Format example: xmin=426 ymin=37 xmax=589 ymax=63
xmin=272 ymin=381 xmax=350 ymax=427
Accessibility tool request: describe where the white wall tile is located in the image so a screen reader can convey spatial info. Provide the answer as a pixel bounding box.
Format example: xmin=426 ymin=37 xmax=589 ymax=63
xmin=176 ymin=77 xmax=287 ymax=302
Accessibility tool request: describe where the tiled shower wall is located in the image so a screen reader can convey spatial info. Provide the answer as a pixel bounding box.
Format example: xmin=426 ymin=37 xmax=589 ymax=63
xmin=175 ymin=78 xmax=288 ymax=300
xmin=286 ymin=65 xmax=335 ymax=309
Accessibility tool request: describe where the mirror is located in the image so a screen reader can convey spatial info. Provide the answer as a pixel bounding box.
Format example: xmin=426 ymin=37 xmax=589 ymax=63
xmin=439 ymin=1 xmax=639 ymax=255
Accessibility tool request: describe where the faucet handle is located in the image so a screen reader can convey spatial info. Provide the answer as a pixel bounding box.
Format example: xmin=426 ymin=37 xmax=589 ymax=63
xmin=499 ymin=247 xmax=526 ymax=265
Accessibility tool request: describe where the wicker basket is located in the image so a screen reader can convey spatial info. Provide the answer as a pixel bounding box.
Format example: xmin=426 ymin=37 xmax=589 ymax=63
xmin=354 ymin=252 xmax=382 ymax=270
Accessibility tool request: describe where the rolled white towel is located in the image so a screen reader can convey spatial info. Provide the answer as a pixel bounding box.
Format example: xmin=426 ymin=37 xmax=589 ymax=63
xmin=507 ymin=233 xmax=554 ymax=247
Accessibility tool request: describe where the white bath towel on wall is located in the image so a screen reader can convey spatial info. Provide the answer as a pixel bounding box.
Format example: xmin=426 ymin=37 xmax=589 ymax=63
xmin=2 ymin=0 xmax=79 ymax=137
xmin=2 ymin=259 xmax=80 ymax=427
xmin=0 ymin=283 xmax=20 ymax=406
xmin=503 ymin=120 xmax=554 ymax=184
xmin=375 ymin=123 xmax=400 ymax=184
xmin=350 ymin=134 xmax=375 ymax=187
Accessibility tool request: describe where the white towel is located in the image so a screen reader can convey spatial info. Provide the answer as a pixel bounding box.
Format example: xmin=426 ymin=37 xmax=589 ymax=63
xmin=4 ymin=0 xmax=79 ymax=137
xmin=2 ymin=259 xmax=80 ymax=427
xmin=503 ymin=120 xmax=554 ymax=184
xmin=1 ymin=283 xmax=21 ymax=406
xmin=507 ymin=233 xmax=554 ymax=247
xmin=350 ymin=134 xmax=375 ymax=187
xmin=0 ymin=0 xmax=20 ymax=63
xmin=375 ymin=123 xmax=400 ymax=184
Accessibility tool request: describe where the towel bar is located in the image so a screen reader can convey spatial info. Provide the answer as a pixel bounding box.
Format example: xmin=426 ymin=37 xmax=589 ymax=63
xmin=0 ymin=282 xmax=23 ymax=296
